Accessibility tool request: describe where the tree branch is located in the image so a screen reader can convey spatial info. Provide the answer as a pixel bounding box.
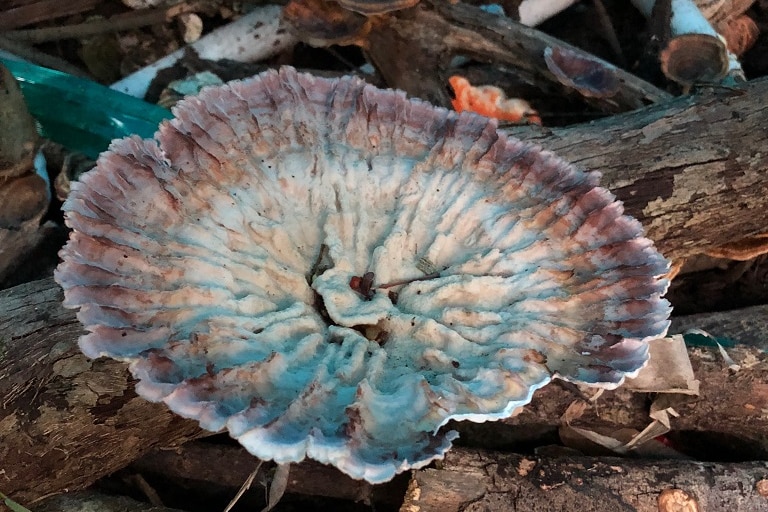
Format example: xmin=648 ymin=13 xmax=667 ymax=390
xmin=401 ymin=448 xmax=768 ymax=512
xmin=0 ymin=278 xmax=203 ymax=504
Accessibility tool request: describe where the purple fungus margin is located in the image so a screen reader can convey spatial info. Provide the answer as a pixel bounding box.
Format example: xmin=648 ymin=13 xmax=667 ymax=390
xmin=55 ymin=66 xmax=671 ymax=484
xmin=544 ymin=46 xmax=622 ymax=99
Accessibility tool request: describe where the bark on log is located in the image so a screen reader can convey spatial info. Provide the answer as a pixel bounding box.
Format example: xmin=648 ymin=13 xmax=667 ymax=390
xmin=133 ymin=441 xmax=768 ymax=510
xmin=2 ymin=278 xmax=767 ymax=504
xmin=510 ymin=80 xmax=768 ymax=260
xmin=131 ymin=442 xmax=409 ymax=508
xmin=0 ymin=278 xmax=203 ymax=505
xmin=399 ymin=448 xmax=768 ymax=512
xmin=669 ymin=302 xmax=768 ymax=346
xmin=497 ymin=342 xmax=768 ymax=445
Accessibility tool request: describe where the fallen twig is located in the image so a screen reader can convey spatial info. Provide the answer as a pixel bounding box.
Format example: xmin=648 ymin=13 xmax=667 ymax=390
xmin=110 ymin=4 xmax=296 ymax=98
xmin=0 ymin=0 xmax=101 ymax=31
xmin=1 ymin=3 xmax=205 ymax=44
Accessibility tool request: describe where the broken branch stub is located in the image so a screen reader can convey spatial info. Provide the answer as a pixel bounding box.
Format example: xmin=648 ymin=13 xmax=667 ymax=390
xmin=55 ymin=67 xmax=670 ymax=484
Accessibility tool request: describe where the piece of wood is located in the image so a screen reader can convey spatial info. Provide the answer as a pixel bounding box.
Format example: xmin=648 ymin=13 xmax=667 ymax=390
xmin=669 ymin=302 xmax=768 ymax=346
xmin=0 ymin=278 xmax=203 ymax=505
xmin=399 ymin=448 xmax=768 ymax=512
xmin=0 ymin=61 xmax=50 ymax=286
xmin=508 ymin=77 xmax=768 ymax=260
xmin=2 ymin=278 xmax=767 ymax=504
xmin=364 ymin=1 xmax=671 ymax=111
xmin=3 ymin=3 xmax=205 ymax=44
xmin=131 ymin=441 xmax=408 ymax=507
xmin=498 ymin=342 xmax=768 ymax=443
xmin=0 ymin=0 xmax=101 ymax=31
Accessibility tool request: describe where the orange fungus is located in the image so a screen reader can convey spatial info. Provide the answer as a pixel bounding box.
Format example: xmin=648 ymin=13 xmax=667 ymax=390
xmin=449 ymin=75 xmax=541 ymax=125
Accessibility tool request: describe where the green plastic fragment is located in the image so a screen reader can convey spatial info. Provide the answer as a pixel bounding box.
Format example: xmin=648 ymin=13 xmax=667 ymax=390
xmin=0 ymin=491 xmax=32 ymax=512
xmin=682 ymin=330 xmax=737 ymax=348
xmin=0 ymin=59 xmax=171 ymax=159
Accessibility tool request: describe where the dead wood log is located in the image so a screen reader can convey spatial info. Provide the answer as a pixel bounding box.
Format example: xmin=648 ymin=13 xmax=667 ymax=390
xmin=133 ymin=441 xmax=768 ymax=511
xmin=509 ymin=78 xmax=768 ymax=261
xmin=399 ymin=448 xmax=768 ymax=512
xmin=497 ymin=342 xmax=768 ymax=444
xmin=2 ymin=278 xmax=767 ymax=504
xmin=0 ymin=278 xmax=203 ymax=505
xmin=130 ymin=442 xmax=408 ymax=508
xmin=669 ymin=302 xmax=768 ymax=345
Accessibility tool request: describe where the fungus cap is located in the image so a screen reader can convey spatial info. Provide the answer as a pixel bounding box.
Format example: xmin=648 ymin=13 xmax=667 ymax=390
xmin=55 ymin=66 xmax=671 ymax=483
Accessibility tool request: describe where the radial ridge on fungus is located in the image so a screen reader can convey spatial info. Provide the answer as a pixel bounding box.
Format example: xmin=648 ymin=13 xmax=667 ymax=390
xmin=55 ymin=66 xmax=671 ymax=483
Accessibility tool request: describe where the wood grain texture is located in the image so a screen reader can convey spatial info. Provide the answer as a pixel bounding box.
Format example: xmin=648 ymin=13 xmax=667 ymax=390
xmin=400 ymin=448 xmax=768 ymax=512
xmin=512 ymin=79 xmax=768 ymax=260
xmin=0 ymin=278 xmax=203 ymax=504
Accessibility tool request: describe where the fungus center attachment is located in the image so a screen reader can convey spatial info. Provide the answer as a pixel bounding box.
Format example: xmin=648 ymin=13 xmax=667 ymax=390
xmin=310 ymin=267 xmax=395 ymax=337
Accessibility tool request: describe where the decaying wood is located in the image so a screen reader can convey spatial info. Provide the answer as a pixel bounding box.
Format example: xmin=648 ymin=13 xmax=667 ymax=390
xmin=361 ymin=1 xmax=768 ymax=261
xmin=511 ymin=76 xmax=768 ymax=260
xmin=0 ymin=0 xmax=102 ymax=31
xmin=498 ymin=342 xmax=768 ymax=443
xmin=2 ymin=3 xmax=208 ymax=44
xmin=399 ymin=448 xmax=768 ymax=512
xmin=0 ymin=61 xmax=50 ymax=285
xmin=131 ymin=442 xmax=408 ymax=508
xmin=3 ymin=278 xmax=767 ymax=504
xmin=0 ymin=278 xmax=203 ymax=504
xmin=364 ymin=1 xmax=671 ymax=111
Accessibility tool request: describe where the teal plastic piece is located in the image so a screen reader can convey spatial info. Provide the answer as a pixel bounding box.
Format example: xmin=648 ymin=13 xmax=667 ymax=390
xmin=1 ymin=58 xmax=171 ymax=159
xmin=682 ymin=331 xmax=737 ymax=348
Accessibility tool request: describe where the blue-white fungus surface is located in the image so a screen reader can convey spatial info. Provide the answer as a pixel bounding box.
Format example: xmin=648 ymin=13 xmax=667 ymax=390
xmin=55 ymin=66 xmax=671 ymax=483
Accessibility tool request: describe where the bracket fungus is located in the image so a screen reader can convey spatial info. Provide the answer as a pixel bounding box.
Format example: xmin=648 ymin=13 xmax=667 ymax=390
xmin=56 ymin=67 xmax=671 ymax=483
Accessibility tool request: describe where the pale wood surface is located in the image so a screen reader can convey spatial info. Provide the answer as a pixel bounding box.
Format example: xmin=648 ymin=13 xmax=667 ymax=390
xmin=400 ymin=448 xmax=768 ymax=512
